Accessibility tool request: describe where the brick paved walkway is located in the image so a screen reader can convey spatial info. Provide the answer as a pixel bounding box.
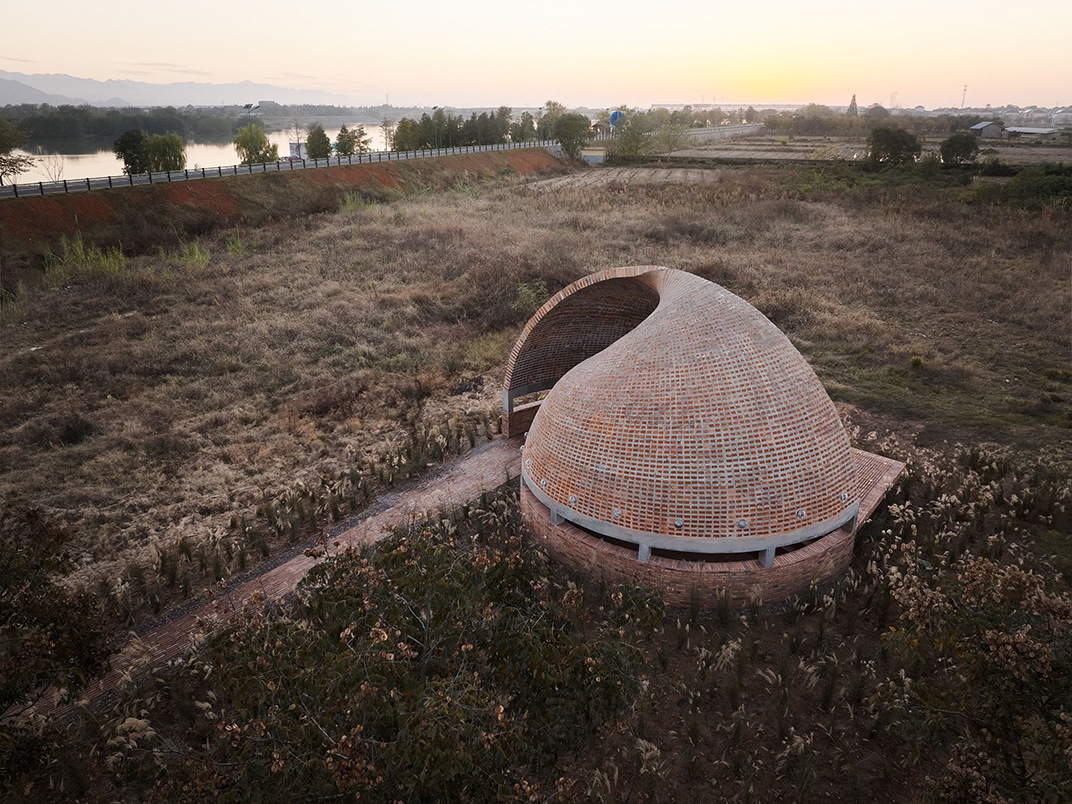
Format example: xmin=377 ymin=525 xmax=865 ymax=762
xmin=34 ymin=436 xmax=523 ymax=721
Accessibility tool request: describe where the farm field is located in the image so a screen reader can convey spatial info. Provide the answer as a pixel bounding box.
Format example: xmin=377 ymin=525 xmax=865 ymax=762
xmin=3 ymin=159 xmax=1071 ymax=802
xmin=676 ymin=133 xmax=1072 ymax=165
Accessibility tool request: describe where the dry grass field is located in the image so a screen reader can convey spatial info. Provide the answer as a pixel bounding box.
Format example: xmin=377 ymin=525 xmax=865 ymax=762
xmin=1 ymin=163 xmax=1070 ymax=619
xmin=678 ymin=133 xmax=1072 ymax=165
xmin=3 ymin=160 xmax=1072 ymax=804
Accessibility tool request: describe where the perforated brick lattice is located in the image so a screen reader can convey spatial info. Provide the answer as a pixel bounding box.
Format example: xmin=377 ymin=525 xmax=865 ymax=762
xmin=509 ymin=267 xmax=859 ymax=547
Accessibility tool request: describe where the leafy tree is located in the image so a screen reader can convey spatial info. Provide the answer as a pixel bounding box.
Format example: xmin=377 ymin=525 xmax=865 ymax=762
xmin=144 ymin=131 xmax=186 ymax=172
xmin=847 ymin=94 xmax=858 ymax=116
xmin=744 ymin=106 xmax=758 ymax=123
xmin=335 ymin=124 xmax=355 ymax=156
xmin=864 ymin=103 xmax=891 ymax=119
xmin=654 ymin=119 xmax=690 ymax=157
xmin=114 ymin=128 xmax=185 ymax=174
xmin=940 ymin=132 xmax=980 ymax=165
xmin=612 ymin=112 xmax=653 ymax=159
xmin=234 ymin=123 xmax=279 ymax=165
xmin=0 ymin=118 xmax=34 ymax=185
xmin=380 ymin=118 xmax=396 ymax=150
xmin=113 ymin=128 xmax=150 ymax=175
xmin=305 ymin=123 xmax=332 ymax=159
xmin=553 ymin=113 xmax=591 ymax=160
xmin=509 ymin=111 xmax=536 ymax=142
xmin=867 ymin=126 xmax=921 ymax=167
xmin=393 ymin=117 xmax=421 ymax=151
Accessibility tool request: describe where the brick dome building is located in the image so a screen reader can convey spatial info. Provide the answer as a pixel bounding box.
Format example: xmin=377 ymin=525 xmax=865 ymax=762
xmin=503 ymin=267 xmax=903 ymax=608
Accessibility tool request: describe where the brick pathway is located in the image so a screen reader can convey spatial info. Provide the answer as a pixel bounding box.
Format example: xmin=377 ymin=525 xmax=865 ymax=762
xmin=34 ymin=436 xmax=523 ymax=721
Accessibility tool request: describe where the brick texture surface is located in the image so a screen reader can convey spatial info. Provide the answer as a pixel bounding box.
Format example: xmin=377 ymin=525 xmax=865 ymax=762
xmin=506 ymin=266 xmax=904 ymax=605
xmin=510 ymin=267 xmax=857 ymax=544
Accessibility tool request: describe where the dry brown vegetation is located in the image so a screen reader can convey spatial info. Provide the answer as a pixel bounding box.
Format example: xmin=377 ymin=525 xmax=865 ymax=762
xmin=1 ymin=163 xmax=1070 ymax=621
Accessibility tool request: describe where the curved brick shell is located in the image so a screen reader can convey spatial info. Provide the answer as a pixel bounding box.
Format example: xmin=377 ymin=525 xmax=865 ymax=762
xmin=514 ymin=267 xmax=858 ymax=548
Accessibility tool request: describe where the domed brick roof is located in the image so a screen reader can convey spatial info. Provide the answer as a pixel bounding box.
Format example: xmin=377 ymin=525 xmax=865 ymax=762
xmin=510 ymin=266 xmax=859 ymax=557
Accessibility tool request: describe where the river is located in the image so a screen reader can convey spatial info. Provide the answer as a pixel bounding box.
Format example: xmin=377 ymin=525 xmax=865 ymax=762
xmin=13 ymin=124 xmax=388 ymax=185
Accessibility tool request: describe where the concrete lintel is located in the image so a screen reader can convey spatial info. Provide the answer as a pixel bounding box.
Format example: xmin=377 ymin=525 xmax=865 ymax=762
xmin=503 ymin=381 xmax=555 ymax=414
xmin=638 ymin=544 xmax=652 ymax=563
xmin=759 ymin=547 xmax=775 ymax=568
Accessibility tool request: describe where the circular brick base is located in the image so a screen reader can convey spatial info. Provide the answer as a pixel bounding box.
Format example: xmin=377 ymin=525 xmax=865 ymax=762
xmin=521 ymin=484 xmax=856 ymax=609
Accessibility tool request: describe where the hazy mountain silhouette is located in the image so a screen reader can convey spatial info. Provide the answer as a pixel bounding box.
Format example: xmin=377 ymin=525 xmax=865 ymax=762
xmin=0 ymin=77 xmax=87 ymax=106
xmin=0 ymin=70 xmax=356 ymax=107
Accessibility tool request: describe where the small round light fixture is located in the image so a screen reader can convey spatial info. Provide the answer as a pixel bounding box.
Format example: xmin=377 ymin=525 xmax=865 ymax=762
xmin=796 ymin=508 xmax=807 ymax=520
xmin=674 ymin=518 xmax=684 ymax=529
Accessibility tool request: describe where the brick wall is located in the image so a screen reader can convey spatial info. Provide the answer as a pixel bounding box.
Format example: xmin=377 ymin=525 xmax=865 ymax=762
xmin=502 ymin=401 xmax=541 ymax=438
xmin=522 ymin=485 xmax=854 ymax=609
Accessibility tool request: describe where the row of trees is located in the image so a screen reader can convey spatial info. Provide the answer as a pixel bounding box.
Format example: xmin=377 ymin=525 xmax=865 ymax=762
xmin=391 ymin=106 xmax=519 ymax=151
xmin=3 ymin=104 xmax=240 ymax=141
xmin=302 ymin=122 xmax=372 ymax=159
xmin=867 ymin=128 xmax=981 ymax=167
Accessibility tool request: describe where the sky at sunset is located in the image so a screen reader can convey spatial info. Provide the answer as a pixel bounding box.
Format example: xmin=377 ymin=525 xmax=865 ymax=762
xmin=5 ymin=0 xmax=1070 ymax=109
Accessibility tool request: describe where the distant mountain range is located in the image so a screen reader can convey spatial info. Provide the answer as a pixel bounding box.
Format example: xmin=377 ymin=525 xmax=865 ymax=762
xmin=0 ymin=70 xmax=358 ymax=108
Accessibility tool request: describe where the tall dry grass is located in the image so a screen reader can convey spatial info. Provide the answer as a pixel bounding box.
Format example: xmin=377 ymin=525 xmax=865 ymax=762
xmin=0 ymin=164 xmax=1068 ymax=620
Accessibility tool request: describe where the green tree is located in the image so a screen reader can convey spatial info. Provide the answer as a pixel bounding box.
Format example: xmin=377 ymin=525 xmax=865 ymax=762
xmin=335 ymin=124 xmax=356 ymax=156
xmin=305 ymin=123 xmax=332 ymax=159
xmin=0 ymin=118 xmax=34 ymax=185
xmin=114 ymin=128 xmax=150 ymax=175
xmin=393 ymin=117 xmax=420 ymax=151
xmin=846 ymin=94 xmax=858 ymax=116
xmin=654 ymin=119 xmax=690 ymax=157
xmin=612 ymin=112 xmax=653 ymax=159
xmin=553 ymin=113 xmax=591 ymax=160
xmin=144 ymin=131 xmax=186 ymax=172
xmin=940 ymin=132 xmax=980 ymax=165
xmin=381 ymin=118 xmax=396 ymax=150
xmin=509 ymin=111 xmax=536 ymax=142
xmin=867 ymin=126 xmax=921 ymax=168
xmin=234 ymin=123 xmax=279 ymax=165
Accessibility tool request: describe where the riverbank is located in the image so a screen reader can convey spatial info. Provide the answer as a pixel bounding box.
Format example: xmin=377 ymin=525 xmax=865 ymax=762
xmin=0 ymin=147 xmax=566 ymax=263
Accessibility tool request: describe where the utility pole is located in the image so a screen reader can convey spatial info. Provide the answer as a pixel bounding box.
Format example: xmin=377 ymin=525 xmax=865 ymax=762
xmin=961 ymin=84 xmax=967 ymax=109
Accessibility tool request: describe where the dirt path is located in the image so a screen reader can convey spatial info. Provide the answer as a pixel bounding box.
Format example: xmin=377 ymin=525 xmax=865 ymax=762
xmin=35 ymin=436 xmax=523 ymax=720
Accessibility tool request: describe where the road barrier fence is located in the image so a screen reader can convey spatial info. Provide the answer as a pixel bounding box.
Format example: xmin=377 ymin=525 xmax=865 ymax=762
xmin=0 ymin=124 xmax=763 ymax=200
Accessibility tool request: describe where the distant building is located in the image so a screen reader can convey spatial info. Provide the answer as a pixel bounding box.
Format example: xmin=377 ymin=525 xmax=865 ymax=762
xmin=580 ymin=145 xmax=607 ymax=165
xmin=1005 ymin=126 xmax=1059 ymax=139
xmin=259 ymin=100 xmax=281 ymax=108
xmin=969 ymin=121 xmax=1004 ymax=139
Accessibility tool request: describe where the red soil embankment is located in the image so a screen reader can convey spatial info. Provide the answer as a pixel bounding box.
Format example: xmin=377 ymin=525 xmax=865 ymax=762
xmin=0 ymin=148 xmax=565 ymax=257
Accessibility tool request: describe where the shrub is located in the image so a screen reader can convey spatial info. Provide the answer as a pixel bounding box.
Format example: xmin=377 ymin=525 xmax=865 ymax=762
xmin=138 ymin=490 xmax=651 ymax=802
xmin=939 ymin=133 xmax=979 ymax=165
xmin=43 ymin=232 xmax=127 ymax=287
xmin=867 ymin=127 xmax=921 ymax=168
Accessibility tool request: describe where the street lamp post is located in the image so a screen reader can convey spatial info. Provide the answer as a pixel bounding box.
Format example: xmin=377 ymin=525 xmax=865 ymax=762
xmin=432 ymin=105 xmax=439 ymax=149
